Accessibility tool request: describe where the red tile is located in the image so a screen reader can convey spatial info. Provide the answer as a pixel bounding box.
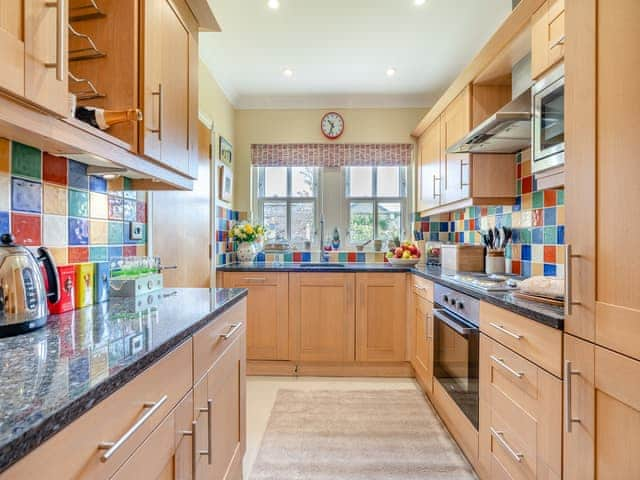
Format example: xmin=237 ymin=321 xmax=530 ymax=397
xmin=421 ymin=221 xmax=429 ymax=232
xmin=348 ymin=252 xmax=356 ymax=262
xmin=12 ymin=213 xmax=41 ymax=245
xmin=68 ymin=247 xmax=89 ymax=263
xmin=511 ymin=260 xmax=521 ymax=275
xmin=544 ymin=245 xmax=557 ymax=263
xmin=481 ymin=207 xmax=488 ymax=216
xmin=293 ymin=252 xmax=302 ymax=262
xmin=469 ymin=219 xmax=476 ymax=230
xmin=123 ymin=246 xmax=137 ymax=256
xmin=544 ymin=190 xmax=557 ymax=207
xmin=522 ymin=176 xmax=533 ymax=194
xmin=532 ymin=209 xmax=544 ymax=227
xmin=42 ymin=153 xmax=68 ymax=185
xmin=516 ymin=162 xmax=522 ymax=179
xmin=136 ymin=201 xmax=147 ymax=222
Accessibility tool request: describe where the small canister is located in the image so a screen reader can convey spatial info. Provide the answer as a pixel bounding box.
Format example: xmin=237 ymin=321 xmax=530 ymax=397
xmin=94 ymin=262 xmax=110 ymax=304
xmin=48 ymin=265 xmax=76 ymax=314
xmin=75 ymin=263 xmax=95 ymax=308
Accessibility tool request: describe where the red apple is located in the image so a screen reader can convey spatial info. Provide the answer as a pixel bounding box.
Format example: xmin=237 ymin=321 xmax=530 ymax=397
xmin=408 ymin=245 xmax=418 ymax=255
xmin=394 ymin=247 xmax=404 ymax=258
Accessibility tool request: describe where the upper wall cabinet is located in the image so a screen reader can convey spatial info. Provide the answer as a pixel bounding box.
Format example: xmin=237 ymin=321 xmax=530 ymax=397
xmin=531 ymin=0 xmax=565 ymax=79
xmin=441 ymin=86 xmax=472 ymax=205
xmin=0 ymin=0 xmax=68 ymax=116
xmin=416 ymin=116 xmax=442 ymax=212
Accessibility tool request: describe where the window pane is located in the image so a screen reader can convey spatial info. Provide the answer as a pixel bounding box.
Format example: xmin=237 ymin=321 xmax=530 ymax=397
xmin=264 ymin=167 xmax=287 ymax=197
xmin=291 ymin=167 xmax=315 ymax=197
xmin=349 ymin=202 xmax=374 ymax=244
xmin=263 ymin=202 xmax=287 ymax=240
xmin=377 ymin=167 xmax=401 ymax=197
xmin=348 ymin=167 xmax=373 ymax=197
xmin=290 ymin=203 xmax=314 ymax=243
xmin=377 ymin=202 xmax=401 ymax=241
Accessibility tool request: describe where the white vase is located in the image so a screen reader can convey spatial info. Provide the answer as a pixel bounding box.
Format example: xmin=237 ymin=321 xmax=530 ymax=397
xmin=237 ymin=242 xmax=257 ymax=265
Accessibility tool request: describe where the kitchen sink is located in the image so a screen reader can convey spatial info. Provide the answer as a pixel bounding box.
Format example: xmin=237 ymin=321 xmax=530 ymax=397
xmin=298 ymin=263 xmax=345 ymax=268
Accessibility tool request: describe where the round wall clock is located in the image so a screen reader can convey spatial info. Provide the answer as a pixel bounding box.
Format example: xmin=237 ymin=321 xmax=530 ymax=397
xmin=321 ymin=112 xmax=344 ymax=140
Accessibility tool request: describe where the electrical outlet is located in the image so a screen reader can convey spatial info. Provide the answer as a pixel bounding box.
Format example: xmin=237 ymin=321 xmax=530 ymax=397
xmin=130 ymin=222 xmax=144 ymax=240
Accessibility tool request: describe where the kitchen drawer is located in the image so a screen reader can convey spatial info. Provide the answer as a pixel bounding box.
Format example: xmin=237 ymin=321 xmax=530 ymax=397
xmin=193 ymin=299 xmax=246 ymax=383
xmin=412 ymin=275 xmax=433 ymax=302
xmin=223 ymin=271 xmax=282 ymax=286
xmin=2 ymin=340 xmax=193 ymax=480
xmin=480 ymin=302 xmax=562 ymax=377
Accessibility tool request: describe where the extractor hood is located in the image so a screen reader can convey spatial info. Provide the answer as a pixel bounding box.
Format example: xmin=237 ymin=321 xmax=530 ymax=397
xmin=447 ymin=88 xmax=531 ymax=154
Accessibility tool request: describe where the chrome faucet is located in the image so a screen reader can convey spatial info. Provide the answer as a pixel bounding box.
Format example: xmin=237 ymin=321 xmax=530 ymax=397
xmin=319 ymin=215 xmax=329 ymax=262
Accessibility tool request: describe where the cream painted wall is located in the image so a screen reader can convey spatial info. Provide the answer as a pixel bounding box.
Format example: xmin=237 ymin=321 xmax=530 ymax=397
xmin=233 ymin=108 xmax=427 ymax=212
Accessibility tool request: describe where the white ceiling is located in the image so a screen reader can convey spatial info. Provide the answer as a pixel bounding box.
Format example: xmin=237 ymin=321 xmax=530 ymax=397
xmin=200 ymin=0 xmax=513 ymax=109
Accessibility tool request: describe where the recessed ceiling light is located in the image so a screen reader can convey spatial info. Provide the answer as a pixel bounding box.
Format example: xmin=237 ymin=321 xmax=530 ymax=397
xmin=268 ymin=0 xmax=280 ymax=9
xmin=386 ymin=67 xmax=397 ymax=77
xmin=282 ymin=67 xmax=294 ymax=78
xmin=414 ymin=0 xmax=426 ymax=5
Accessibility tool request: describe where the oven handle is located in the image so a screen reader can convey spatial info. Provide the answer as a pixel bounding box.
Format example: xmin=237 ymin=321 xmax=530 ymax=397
xmin=433 ymin=308 xmax=478 ymax=337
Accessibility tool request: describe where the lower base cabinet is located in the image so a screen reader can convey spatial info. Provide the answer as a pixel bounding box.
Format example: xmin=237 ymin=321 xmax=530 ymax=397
xmin=411 ymin=291 xmax=434 ymax=395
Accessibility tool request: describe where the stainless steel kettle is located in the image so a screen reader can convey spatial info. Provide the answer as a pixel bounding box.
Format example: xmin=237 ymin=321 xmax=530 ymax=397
xmin=0 ymin=234 xmax=60 ymax=337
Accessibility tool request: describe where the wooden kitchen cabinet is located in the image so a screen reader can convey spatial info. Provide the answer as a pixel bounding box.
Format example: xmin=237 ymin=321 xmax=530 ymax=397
xmin=222 ymin=272 xmax=289 ymax=361
xmin=479 ymin=334 xmax=562 ymax=480
xmin=0 ymin=0 xmax=25 ymax=97
xmin=355 ymin=273 xmax=406 ymax=362
xmin=531 ymin=0 xmax=565 ymax=80
xmin=564 ymin=334 xmax=640 ymax=480
xmin=411 ymin=284 xmax=434 ymax=395
xmin=441 ymin=86 xmax=472 ymax=205
xmin=416 ymin=116 xmax=442 ymax=212
xmin=290 ymin=273 xmax=355 ymax=362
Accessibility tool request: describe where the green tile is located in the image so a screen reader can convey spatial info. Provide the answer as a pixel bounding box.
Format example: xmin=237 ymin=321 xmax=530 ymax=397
xmin=284 ymin=253 xmax=292 ymax=262
xmin=520 ymin=229 xmax=532 ymax=244
xmin=431 ymin=222 xmax=440 ymax=233
xmin=123 ymin=177 xmax=132 ymax=190
xmin=532 ymin=191 xmax=544 ymax=209
xmin=90 ymin=247 xmax=108 ymax=262
xmin=544 ymin=226 xmax=557 ymax=244
xmin=502 ymin=213 xmax=512 ymax=228
xmin=516 ymin=179 xmax=522 ymax=195
xmin=468 ymin=231 xmax=476 ymax=244
xmin=488 ymin=206 xmax=496 ymax=215
xmin=338 ymin=252 xmax=347 ymax=263
xmin=505 ymin=244 xmax=512 ymax=258
xmin=11 ymin=142 xmax=41 ymax=179
xmin=108 ymin=221 xmax=123 ymax=244
xmin=515 ymin=151 xmax=522 ymax=164
xmin=556 ymin=189 xmax=564 ymax=205
xmin=68 ymin=188 xmax=89 ymax=217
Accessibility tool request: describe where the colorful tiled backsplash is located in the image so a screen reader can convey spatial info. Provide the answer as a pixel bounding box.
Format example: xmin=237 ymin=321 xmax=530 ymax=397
xmin=416 ymin=151 xmax=565 ymax=278
xmin=0 ymin=138 xmax=147 ymax=266
xmin=254 ymin=251 xmax=391 ymax=263
xmin=215 ymin=206 xmax=247 ymax=265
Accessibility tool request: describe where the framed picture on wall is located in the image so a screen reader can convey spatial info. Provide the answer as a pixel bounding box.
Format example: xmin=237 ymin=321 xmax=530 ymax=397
xmin=219 ymin=165 xmax=233 ymax=202
xmin=219 ymin=136 xmax=233 ymax=166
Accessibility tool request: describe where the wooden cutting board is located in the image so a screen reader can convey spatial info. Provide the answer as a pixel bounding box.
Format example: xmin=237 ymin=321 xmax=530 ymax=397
xmin=513 ymin=291 xmax=564 ymax=307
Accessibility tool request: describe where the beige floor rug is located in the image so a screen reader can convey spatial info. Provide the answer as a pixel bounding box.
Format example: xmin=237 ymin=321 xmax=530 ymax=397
xmin=249 ymin=389 xmax=477 ymax=480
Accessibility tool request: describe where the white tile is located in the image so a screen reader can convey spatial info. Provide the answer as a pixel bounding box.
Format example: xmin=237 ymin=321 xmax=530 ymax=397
xmin=43 ymin=214 xmax=68 ymax=247
xmin=532 ymin=244 xmax=543 ymax=263
xmin=90 ymin=192 xmax=108 ymax=219
xmin=555 ymin=264 xmax=565 ymax=279
xmin=0 ymin=174 xmax=10 ymax=211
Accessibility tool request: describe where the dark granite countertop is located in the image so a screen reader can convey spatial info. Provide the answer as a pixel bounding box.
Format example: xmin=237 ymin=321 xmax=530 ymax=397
xmin=218 ymin=263 xmax=564 ymax=329
xmin=0 ymin=288 xmax=247 ymax=474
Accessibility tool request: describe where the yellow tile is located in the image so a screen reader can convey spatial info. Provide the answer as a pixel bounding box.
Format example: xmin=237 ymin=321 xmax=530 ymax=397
xmin=557 ymin=245 xmax=565 ymax=263
xmin=556 ymin=205 xmax=565 ymax=225
xmin=43 ymin=184 xmax=67 ymax=215
xmin=0 ymin=138 xmax=9 ymax=173
xmin=522 ymin=157 xmax=532 ymax=177
xmin=49 ymin=247 xmax=68 ymax=266
xmin=511 ymin=244 xmax=521 ymax=259
xmin=511 ymin=211 xmax=521 ymax=228
xmin=522 ymin=193 xmax=532 ymax=211
xmin=90 ymin=220 xmax=108 ymax=244
xmin=531 ymin=262 xmax=543 ymax=276
xmin=136 ymin=245 xmax=146 ymax=256
xmin=487 ymin=216 xmax=496 ymax=228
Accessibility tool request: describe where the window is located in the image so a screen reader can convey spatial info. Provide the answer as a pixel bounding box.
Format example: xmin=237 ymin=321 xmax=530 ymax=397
xmin=256 ymin=167 xmax=317 ymax=244
xmin=346 ymin=166 xmax=406 ymax=244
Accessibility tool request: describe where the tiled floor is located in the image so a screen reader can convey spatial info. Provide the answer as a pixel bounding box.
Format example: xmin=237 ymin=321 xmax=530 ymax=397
xmin=243 ymin=376 xmax=421 ymax=479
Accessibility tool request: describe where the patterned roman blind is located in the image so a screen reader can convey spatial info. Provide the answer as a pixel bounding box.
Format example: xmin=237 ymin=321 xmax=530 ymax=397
xmin=251 ymin=143 xmax=413 ymax=167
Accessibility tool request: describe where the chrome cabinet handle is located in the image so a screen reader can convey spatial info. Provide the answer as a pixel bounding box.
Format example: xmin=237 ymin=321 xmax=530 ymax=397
xmin=549 ymin=34 xmax=566 ymax=49
xmin=184 ymin=418 xmax=209 ymax=479
xmin=45 ymin=0 xmax=66 ymax=81
xmin=564 ymin=245 xmax=581 ymax=316
xmin=459 ymin=160 xmax=469 ymax=189
xmin=425 ymin=313 xmax=433 ymax=340
xmin=414 ymin=285 xmax=427 ymax=291
xmin=242 ymin=277 xmax=266 ymax=283
xmin=219 ymin=322 xmax=243 ymax=340
xmin=489 ymin=322 xmax=523 ymax=340
xmin=564 ymin=360 xmax=581 ymax=433
xmin=199 ymin=399 xmax=213 ymax=464
xmin=98 ymin=395 xmax=168 ymax=462
xmin=150 ymin=84 xmax=163 ymax=140
xmin=490 ymin=427 xmax=524 ymax=462
xmin=432 ymin=175 xmax=441 ymax=198
xmin=490 ymin=355 xmax=524 ymax=379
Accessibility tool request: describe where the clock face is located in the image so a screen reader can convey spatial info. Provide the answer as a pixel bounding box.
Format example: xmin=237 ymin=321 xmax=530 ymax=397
xmin=321 ymin=112 xmax=344 ymax=139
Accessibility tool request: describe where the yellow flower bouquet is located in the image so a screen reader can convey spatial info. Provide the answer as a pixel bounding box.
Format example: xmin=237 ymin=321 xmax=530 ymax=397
xmin=229 ymin=222 xmax=265 ymax=243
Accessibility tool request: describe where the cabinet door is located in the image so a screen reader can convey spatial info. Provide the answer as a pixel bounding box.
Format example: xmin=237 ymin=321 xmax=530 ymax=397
xmin=24 ymin=0 xmax=68 ymax=116
xmin=417 ymin=117 xmax=442 ymax=212
xmin=355 ymin=273 xmax=406 ymax=362
xmin=0 ymin=0 xmax=25 ymax=96
xmin=290 ymin=273 xmax=355 ymax=362
xmin=564 ymin=334 xmax=640 ymax=480
xmin=412 ymin=292 xmax=433 ymax=395
xmin=441 ymin=87 xmax=471 ymax=205
xmin=111 ymin=391 xmax=194 ymax=480
xmin=222 ymin=272 xmax=289 ymax=360
xmin=532 ymin=0 xmax=565 ymax=80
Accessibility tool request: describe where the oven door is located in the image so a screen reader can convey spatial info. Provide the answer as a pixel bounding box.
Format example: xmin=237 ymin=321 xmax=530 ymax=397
xmin=433 ymin=307 xmax=479 ymax=429
xmin=532 ymin=65 xmax=565 ymax=173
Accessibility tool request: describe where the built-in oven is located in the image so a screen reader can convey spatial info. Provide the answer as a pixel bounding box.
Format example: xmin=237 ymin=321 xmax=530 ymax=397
xmin=532 ymin=63 xmax=565 ymax=173
xmin=433 ymin=284 xmax=480 ymax=430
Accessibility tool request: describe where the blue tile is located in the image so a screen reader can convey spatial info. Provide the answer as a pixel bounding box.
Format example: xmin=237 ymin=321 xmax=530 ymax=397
xmin=544 ymin=207 xmax=556 ymax=226
xmin=557 ymin=225 xmax=565 ymax=244
xmin=458 ymin=232 xmax=465 ymax=243
xmin=356 ymin=252 xmax=366 ymax=263
xmin=513 ymin=196 xmax=522 ymax=212
xmin=0 ymin=211 xmax=9 ymax=234
xmin=430 ymin=232 xmax=439 ymax=241
xmin=108 ymin=246 xmax=123 ymax=259
xmin=532 ymin=227 xmax=544 ymax=244
xmin=90 ymin=175 xmax=107 ymax=193
xmin=302 ymin=252 xmax=311 ymax=262
xmin=544 ymin=264 xmax=557 ymax=276
xmin=255 ymin=252 xmax=266 ymax=262
xmin=495 ymin=206 xmax=503 ymax=215
xmin=512 ymin=229 xmax=520 ymax=243
xmin=440 ymin=222 xmax=449 ymax=232
xmin=68 ymin=218 xmax=89 ymax=245
xmin=11 ymin=177 xmax=42 ymax=213
xmin=521 ymin=244 xmax=532 ymax=261
xmin=521 ymin=261 xmax=532 ymax=277
xmin=68 ymin=160 xmax=88 ymax=190
xmin=495 ymin=214 xmax=503 ymax=228
xmin=450 ymin=221 xmax=455 ymax=231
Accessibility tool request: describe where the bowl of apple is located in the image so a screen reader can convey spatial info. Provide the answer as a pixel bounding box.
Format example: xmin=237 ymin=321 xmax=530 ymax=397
xmin=386 ymin=242 xmax=421 ymax=266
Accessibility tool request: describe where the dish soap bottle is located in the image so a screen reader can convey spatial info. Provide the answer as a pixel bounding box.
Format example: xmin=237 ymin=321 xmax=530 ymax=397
xmin=331 ymin=227 xmax=341 ymax=250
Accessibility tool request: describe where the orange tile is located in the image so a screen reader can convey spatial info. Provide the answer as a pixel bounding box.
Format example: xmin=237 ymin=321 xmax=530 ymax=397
xmin=0 ymin=138 xmax=9 ymax=173
xmin=522 ymin=193 xmax=532 ymax=211
xmin=544 ymin=245 xmax=557 ymax=263
xmin=136 ymin=245 xmax=147 ymax=256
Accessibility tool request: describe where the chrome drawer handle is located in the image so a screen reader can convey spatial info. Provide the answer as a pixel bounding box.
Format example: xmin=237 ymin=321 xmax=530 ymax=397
xmin=490 ymin=427 xmax=524 ymax=463
xmin=549 ymin=34 xmax=566 ymax=49
xmin=182 ymin=418 xmax=209 ymax=479
xmin=98 ymin=395 xmax=168 ymax=462
xmin=490 ymin=355 xmax=524 ymax=379
xmin=489 ymin=322 xmax=523 ymax=340
xmin=414 ymin=285 xmax=427 ymax=291
xmin=564 ymin=360 xmax=581 ymax=433
xmin=199 ymin=399 xmax=213 ymax=464
xmin=219 ymin=322 xmax=243 ymax=340
xmin=45 ymin=0 xmax=66 ymax=81
xmin=242 ymin=277 xmax=266 ymax=282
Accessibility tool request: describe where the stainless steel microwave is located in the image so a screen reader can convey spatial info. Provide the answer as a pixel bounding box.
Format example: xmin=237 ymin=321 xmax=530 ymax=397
xmin=532 ymin=64 xmax=565 ymax=173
